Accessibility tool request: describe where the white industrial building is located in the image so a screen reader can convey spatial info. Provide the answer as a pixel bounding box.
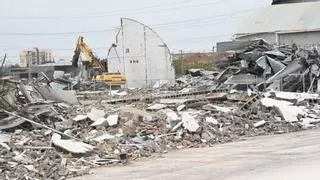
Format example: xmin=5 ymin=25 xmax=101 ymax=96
xmin=107 ymin=18 xmax=175 ymax=88
xmin=234 ymin=0 xmax=320 ymax=46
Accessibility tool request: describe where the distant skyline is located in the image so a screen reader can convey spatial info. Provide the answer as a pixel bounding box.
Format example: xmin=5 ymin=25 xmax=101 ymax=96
xmin=0 ymin=0 xmax=271 ymax=65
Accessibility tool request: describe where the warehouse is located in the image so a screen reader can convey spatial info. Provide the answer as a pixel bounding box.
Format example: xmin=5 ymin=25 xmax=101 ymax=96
xmin=234 ymin=0 xmax=320 ymax=47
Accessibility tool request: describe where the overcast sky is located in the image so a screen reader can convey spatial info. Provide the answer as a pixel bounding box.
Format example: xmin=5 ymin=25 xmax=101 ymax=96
xmin=0 ymin=0 xmax=271 ymax=65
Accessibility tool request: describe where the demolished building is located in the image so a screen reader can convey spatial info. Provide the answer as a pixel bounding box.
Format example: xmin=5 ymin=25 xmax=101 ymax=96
xmin=107 ymin=18 xmax=175 ymax=89
xmin=2 ymin=35 xmax=320 ymax=179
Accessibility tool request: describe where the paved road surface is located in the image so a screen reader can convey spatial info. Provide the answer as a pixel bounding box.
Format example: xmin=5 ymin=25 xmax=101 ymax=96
xmin=71 ymin=130 xmax=320 ymax=180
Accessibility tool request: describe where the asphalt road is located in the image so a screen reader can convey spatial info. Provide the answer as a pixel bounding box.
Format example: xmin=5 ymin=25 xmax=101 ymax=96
xmin=71 ymin=129 xmax=320 ymax=180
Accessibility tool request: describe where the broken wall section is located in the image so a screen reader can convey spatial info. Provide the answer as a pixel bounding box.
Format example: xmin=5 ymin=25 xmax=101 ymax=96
xmin=107 ymin=18 xmax=175 ymax=88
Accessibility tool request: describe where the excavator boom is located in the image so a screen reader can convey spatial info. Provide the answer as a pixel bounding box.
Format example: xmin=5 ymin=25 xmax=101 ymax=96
xmin=71 ymin=36 xmax=126 ymax=87
xmin=72 ymin=36 xmax=106 ymax=71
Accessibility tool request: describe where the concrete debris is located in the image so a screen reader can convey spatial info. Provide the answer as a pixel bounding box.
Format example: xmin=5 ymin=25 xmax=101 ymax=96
xmin=1 ymin=40 xmax=320 ymax=179
xmin=254 ymin=120 xmax=267 ymax=128
xmin=153 ymin=80 xmax=169 ymax=89
xmin=147 ymin=104 xmax=167 ymax=111
xmin=0 ymin=133 xmax=10 ymax=143
xmin=261 ymin=98 xmax=306 ymax=122
xmin=177 ymin=104 xmax=186 ymax=112
xmin=111 ymin=90 xmax=128 ymax=96
xmin=182 ymin=112 xmax=200 ymax=132
xmin=206 ymin=117 xmax=218 ymax=125
xmin=51 ymin=133 xmax=94 ymax=154
xmin=159 ymin=109 xmax=180 ymax=123
xmin=73 ymin=115 xmax=88 ymax=122
xmin=90 ymin=117 xmax=108 ymax=127
xmin=119 ymin=106 xmax=154 ymax=122
xmin=107 ymin=115 xmax=119 ymax=126
xmin=272 ymin=91 xmax=319 ymax=101
xmin=87 ymin=108 xmax=105 ymax=121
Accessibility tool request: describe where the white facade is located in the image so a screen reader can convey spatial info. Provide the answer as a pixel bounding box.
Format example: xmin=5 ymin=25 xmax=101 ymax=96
xmin=107 ymin=18 xmax=175 ymax=88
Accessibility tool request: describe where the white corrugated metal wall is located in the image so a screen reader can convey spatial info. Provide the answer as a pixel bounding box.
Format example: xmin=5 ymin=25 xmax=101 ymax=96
xmin=107 ymin=18 xmax=175 ymax=88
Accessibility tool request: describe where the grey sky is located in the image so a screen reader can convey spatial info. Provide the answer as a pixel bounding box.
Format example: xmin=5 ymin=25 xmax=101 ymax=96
xmin=0 ymin=0 xmax=271 ymax=64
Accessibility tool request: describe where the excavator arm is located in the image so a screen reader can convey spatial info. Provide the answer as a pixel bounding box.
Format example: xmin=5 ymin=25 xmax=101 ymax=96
xmin=71 ymin=36 xmax=106 ymax=71
xmin=71 ymin=36 xmax=126 ymax=87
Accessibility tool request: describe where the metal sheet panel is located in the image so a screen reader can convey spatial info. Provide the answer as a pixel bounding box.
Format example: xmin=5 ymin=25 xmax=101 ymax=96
xmin=236 ymin=2 xmax=320 ymax=35
xmin=107 ymin=18 xmax=175 ymax=88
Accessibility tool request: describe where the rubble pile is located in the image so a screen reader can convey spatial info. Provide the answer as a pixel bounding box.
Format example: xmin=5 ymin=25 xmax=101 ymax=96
xmin=170 ymin=39 xmax=320 ymax=93
xmin=1 ymin=40 xmax=320 ymax=179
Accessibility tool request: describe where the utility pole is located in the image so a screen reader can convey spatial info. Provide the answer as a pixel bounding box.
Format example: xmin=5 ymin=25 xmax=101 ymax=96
xmin=180 ymin=50 xmax=183 ymax=76
xmin=27 ymin=51 xmax=32 ymax=82
xmin=0 ymin=53 xmax=6 ymax=77
xmin=212 ymin=45 xmax=215 ymax=69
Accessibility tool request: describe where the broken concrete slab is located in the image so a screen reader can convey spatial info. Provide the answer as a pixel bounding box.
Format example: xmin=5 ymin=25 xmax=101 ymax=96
xmin=107 ymin=115 xmax=119 ymax=126
xmin=254 ymin=120 xmax=267 ymax=128
xmin=301 ymin=118 xmax=320 ymax=126
xmin=51 ymin=133 xmax=94 ymax=154
xmin=147 ymin=104 xmax=167 ymax=111
xmin=73 ymin=115 xmax=88 ymax=122
xmin=111 ymin=90 xmax=128 ymax=96
xmin=206 ymin=117 xmax=218 ymax=125
xmin=177 ymin=105 xmax=186 ymax=112
xmin=181 ymin=112 xmax=200 ymax=132
xmin=90 ymin=118 xmax=109 ymax=127
xmin=0 ymin=133 xmax=10 ymax=143
xmin=153 ymin=80 xmax=169 ymax=89
xmin=159 ymin=109 xmax=180 ymax=123
xmin=272 ymin=91 xmax=319 ymax=101
xmin=87 ymin=108 xmax=105 ymax=121
xmin=261 ymin=98 xmax=306 ymax=122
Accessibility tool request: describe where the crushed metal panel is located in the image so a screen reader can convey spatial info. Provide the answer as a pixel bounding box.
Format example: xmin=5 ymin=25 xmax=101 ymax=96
xmin=267 ymin=57 xmax=286 ymax=73
xmin=0 ymin=115 xmax=25 ymax=130
xmin=266 ymin=58 xmax=305 ymax=83
xmin=256 ymin=56 xmax=286 ymax=75
xmin=36 ymin=86 xmax=79 ymax=105
xmin=224 ymin=74 xmax=265 ymax=85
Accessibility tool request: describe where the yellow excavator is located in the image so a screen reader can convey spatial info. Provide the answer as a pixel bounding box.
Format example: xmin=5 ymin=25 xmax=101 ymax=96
xmin=72 ymin=36 xmax=126 ymax=87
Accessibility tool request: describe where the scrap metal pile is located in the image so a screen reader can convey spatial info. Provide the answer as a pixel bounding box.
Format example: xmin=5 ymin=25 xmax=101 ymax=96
xmin=1 ymin=40 xmax=320 ymax=180
xmin=169 ymin=39 xmax=320 ymax=93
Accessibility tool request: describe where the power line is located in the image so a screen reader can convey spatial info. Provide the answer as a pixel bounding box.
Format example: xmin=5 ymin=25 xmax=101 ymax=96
xmin=0 ymin=33 xmax=232 ymax=53
xmin=155 ymin=15 xmax=248 ymax=31
xmin=0 ymin=0 xmax=224 ymax=20
xmin=0 ymin=28 xmax=115 ymax=36
xmin=152 ymin=9 xmax=254 ymax=28
xmin=171 ymin=33 xmax=232 ymax=43
xmin=0 ymin=8 xmax=256 ymax=36
xmin=75 ymin=0 xmax=227 ymax=19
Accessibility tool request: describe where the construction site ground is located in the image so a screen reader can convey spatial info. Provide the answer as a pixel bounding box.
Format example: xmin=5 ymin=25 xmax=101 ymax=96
xmin=71 ymin=129 xmax=320 ymax=180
